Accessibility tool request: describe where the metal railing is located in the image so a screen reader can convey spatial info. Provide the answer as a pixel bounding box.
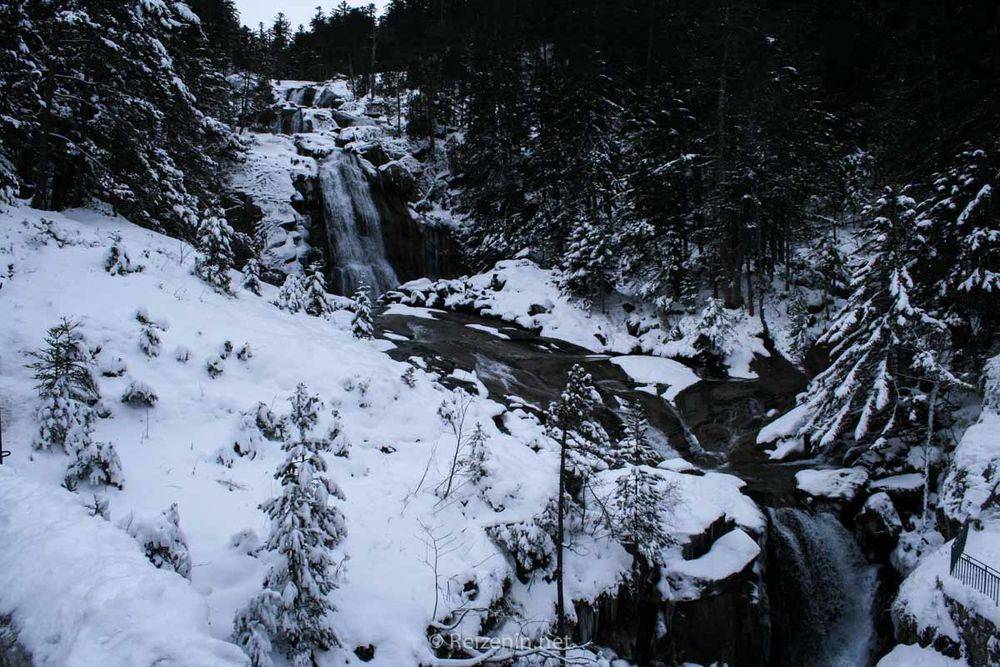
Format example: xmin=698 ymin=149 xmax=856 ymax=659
xmin=952 ymin=553 xmax=1000 ymax=606
xmin=950 ymin=521 xmax=1000 ymax=606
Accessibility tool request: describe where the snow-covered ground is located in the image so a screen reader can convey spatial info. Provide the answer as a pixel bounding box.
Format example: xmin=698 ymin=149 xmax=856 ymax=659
xmin=0 ymin=203 xmax=764 ymax=665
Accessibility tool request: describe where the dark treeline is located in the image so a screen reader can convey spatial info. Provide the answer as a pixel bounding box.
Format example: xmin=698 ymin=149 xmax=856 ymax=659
xmin=233 ymin=1 xmax=998 ymax=312
xmin=0 ymin=0 xmax=242 ymax=235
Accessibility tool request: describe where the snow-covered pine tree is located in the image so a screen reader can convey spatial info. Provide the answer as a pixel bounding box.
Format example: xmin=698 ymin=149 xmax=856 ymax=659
xmin=786 ymin=289 xmax=813 ymax=363
xmin=606 ymin=465 xmax=673 ymax=592
xmin=64 ymin=430 xmax=124 ymax=490
xmin=302 ymin=265 xmax=333 ymax=318
xmin=692 ymin=298 xmax=737 ymax=375
xmin=0 ymin=0 xmax=237 ymax=233
xmin=608 ymin=400 xmax=661 ymax=469
xmin=120 ymin=504 xmax=192 ymax=578
xmin=233 ymin=384 xmax=346 ymax=666
xmin=28 ymin=319 xmax=100 ymax=452
xmin=561 ymin=217 xmax=613 ymax=307
xmin=138 ymin=324 xmax=162 ymax=358
xmin=915 ymin=147 xmax=999 ymax=363
xmin=241 ymin=257 xmax=263 ymax=296
xmin=273 ymin=273 xmax=306 ymax=313
xmin=785 ymin=187 xmax=964 ymax=457
xmin=351 ymin=283 xmax=374 ymax=339
xmin=546 ymin=363 xmax=602 ymax=641
xmin=194 ymin=209 xmax=235 ymax=293
xmin=105 ymin=235 xmax=144 ymax=275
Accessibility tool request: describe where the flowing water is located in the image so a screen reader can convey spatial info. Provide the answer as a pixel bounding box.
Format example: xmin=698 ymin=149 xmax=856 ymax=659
xmin=767 ymin=508 xmax=879 ymax=667
xmin=319 ymin=150 xmax=399 ymax=296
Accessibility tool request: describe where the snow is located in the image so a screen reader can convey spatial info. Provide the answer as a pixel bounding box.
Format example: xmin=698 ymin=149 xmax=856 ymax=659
xmin=381 ymin=302 xmax=442 ymax=320
xmin=0 ymin=203 xmax=766 ymax=665
xmin=940 ymin=407 xmax=1000 ymax=522
xmin=757 ymin=402 xmax=809 ymax=459
xmin=228 ymin=132 xmax=316 ymax=274
xmin=0 ymin=469 xmax=247 ymax=666
xmin=871 ymin=473 xmax=925 ymax=493
xmin=662 ymin=528 xmax=760 ymax=601
xmin=391 ymin=257 xmax=769 ymax=379
xmin=893 ymin=520 xmax=1000 ymax=650
xmin=794 ymin=467 xmax=869 ymax=501
xmin=464 ymin=322 xmax=512 ymax=340
xmin=877 ymin=643 xmax=966 ymax=666
xmin=609 ymin=355 xmax=700 ymax=401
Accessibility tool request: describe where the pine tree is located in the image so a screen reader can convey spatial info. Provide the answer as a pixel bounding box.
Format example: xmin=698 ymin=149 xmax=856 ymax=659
xmin=64 ymin=433 xmax=124 ymax=490
xmin=194 ymin=209 xmax=235 ymax=293
xmin=105 ymin=236 xmax=144 ymax=275
xmin=28 ymin=319 xmax=100 ymax=452
xmin=138 ymin=325 xmax=162 ymax=358
xmin=692 ymin=298 xmax=737 ymax=374
xmin=273 ymin=273 xmax=306 ymax=313
xmin=351 ymin=283 xmax=374 ymax=339
xmin=546 ymin=364 xmax=601 ymax=643
xmin=787 ymin=187 xmax=964 ymax=455
xmin=606 ymin=465 xmax=673 ymax=593
xmin=302 ymin=266 xmax=333 ymax=318
xmin=120 ymin=504 xmax=192 ymax=578
xmin=608 ymin=401 xmax=660 ymax=469
xmin=242 ymin=257 xmax=263 ymax=296
xmin=233 ymin=384 xmax=345 ymax=666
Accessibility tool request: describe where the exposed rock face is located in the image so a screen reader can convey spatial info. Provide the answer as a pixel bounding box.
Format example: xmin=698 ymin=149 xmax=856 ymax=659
xmin=893 ymin=593 xmax=1000 ymax=666
xmin=0 ymin=615 xmax=32 ymax=667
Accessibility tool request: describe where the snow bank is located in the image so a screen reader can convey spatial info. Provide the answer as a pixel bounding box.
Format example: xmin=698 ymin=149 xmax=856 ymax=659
xmin=877 ymin=643 xmax=966 ymax=666
xmin=0 ymin=469 xmax=247 ymax=666
xmin=940 ymin=408 xmax=1000 ymax=522
xmin=794 ymin=467 xmax=869 ymax=501
xmin=663 ymin=528 xmax=760 ymax=601
xmin=609 ymin=355 xmax=700 ymax=400
xmin=893 ymin=521 xmax=1000 ymax=641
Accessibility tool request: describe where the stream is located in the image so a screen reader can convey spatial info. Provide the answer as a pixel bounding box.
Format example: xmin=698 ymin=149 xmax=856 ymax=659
xmin=376 ymin=306 xmax=882 ymax=666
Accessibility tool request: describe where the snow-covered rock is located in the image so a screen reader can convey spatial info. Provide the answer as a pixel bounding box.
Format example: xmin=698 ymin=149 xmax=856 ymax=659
xmin=795 ymin=467 xmax=869 ymax=502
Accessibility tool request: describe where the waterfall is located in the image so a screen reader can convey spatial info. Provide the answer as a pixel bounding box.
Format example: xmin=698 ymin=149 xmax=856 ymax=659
xmin=767 ymin=508 xmax=878 ymax=667
xmin=318 ymin=150 xmax=399 ymax=296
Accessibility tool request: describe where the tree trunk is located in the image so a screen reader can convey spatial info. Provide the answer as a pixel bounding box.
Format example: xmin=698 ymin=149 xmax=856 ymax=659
xmin=32 ymin=68 xmax=56 ymax=210
xmin=556 ymin=428 xmax=567 ymax=643
xmin=922 ymin=382 xmax=939 ymax=523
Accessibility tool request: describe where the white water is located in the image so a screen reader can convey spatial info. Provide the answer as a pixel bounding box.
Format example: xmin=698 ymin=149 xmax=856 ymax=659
xmin=768 ymin=508 xmax=878 ymax=667
xmin=318 ymin=150 xmax=399 ymax=296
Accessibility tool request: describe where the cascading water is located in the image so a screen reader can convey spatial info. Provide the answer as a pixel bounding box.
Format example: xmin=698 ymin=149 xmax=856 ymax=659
xmin=767 ymin=508 xmax=878 ymax=667
xmin=318 ymin=150 xmax=399 ymax=296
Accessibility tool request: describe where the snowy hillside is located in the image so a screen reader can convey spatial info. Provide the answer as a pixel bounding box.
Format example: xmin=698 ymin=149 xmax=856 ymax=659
xmin=0 ymin=203 xmax=763 ymax=665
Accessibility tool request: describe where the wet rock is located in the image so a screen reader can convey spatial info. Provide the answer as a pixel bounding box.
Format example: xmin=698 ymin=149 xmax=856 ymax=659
xmin=855 ymin=491 xmax=902 ymax=559
xmin=378 ymin=159 xmax=419 ymax=200
xmin=353 ymin=644 xmax=376 ymax=661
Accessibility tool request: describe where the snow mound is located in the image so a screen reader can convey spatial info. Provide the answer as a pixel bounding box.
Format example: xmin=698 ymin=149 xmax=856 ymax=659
xmin=0 ymin=469 xmax=247 ymax=666
xmin=795 ymin=467 xmax=869 ymax=501
xmin=877 ymin=643 xmax=966 ymax=666
xmin=609 ymin=355 xmax=700 ymax=401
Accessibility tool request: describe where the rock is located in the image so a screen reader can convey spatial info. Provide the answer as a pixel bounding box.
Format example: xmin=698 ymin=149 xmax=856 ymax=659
xmin=855 ymin=491 xmax=902 ymax=558
xmin=378 ymin=159 xmax=419 ymax=201
xmin=331 ymin=109 xmax=378 ymax=127
xmin=314 ymin=88 xmax=345 ymax=108
xmin=353 ymin=645 xmax=376 ymax=661
xmin=527 ymin=302 xmax=552 ymax=316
